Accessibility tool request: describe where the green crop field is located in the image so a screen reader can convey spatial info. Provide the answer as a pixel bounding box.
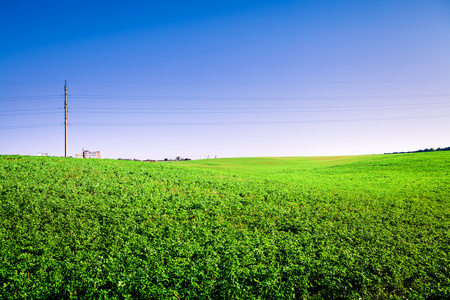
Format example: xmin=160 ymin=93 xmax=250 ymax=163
xmin=1 ymin=152 xmax=449 ymax=299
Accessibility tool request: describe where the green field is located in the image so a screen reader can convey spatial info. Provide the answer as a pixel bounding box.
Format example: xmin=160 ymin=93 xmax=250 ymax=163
xmin=1 ymin=152 xmax=449 ymax=299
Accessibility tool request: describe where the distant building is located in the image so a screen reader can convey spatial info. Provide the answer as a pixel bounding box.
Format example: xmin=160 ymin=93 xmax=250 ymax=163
xmin=83 ymin=150 xmax=101 ymax=159
xmin=37 ymin=152 xmax=49 ymax=156
xmin=75 ymin=149 xmax=101 ymax=159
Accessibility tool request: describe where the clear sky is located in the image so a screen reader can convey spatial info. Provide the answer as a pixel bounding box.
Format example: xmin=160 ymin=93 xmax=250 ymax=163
xmin=1 ymin=0 xmax=449 ymax=160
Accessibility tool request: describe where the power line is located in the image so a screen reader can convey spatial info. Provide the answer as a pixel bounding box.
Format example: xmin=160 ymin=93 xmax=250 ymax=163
xmin=0 ymin=112 xmax=62 ymax=117
xmin=2 ymin=79 xmax=449 ymax=88
xmin=0 ymin=123 xmax=62 ymax=130
xmin=68 ymin=105 xmax=450 ymax=115
xmin=0 ymin=81 xmax=61 ymax=85
xmin=2 ymin=78 xmax=449 ymax=85
xmin=1 ymin=93 xmax=448 ymax=102
xmin=2 ymin=87 xmax=449 ymax=131
xmin=69 ymin=101 xmax=450 ymax=110
xmin=2 ymin=114 xmax=448 ymax=129
xmin=0 ymin=108 xmax=63 ymax=113
xmin=68 ymin=102 xmax=450 ymax=113
xmin=69 ymin=79 xmax=450 ymax=85
xmin=70 ymin=114 xmax=450 ymax=127
xmin=69 ymin=93 xmax=450 ymax=102
xmin=0 ymin=95 xmax=62 ymax=101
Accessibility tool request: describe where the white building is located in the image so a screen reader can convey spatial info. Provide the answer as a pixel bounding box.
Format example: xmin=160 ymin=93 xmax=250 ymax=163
xmin=75 ymin=149 xmax=101 ymax=159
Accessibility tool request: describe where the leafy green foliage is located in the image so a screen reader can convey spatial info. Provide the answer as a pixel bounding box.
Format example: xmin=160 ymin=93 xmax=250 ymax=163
xmin=1 ymin=153 xmax=449 ymax=299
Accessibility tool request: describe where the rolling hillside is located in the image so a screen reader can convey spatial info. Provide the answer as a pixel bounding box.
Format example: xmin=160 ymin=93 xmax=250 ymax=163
xmin=1 ymin=152 xmax=449 ymax=299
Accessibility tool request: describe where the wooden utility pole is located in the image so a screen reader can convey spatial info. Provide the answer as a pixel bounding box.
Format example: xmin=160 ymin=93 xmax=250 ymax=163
xmin=64 ymin=80 xmax=68 ymax=157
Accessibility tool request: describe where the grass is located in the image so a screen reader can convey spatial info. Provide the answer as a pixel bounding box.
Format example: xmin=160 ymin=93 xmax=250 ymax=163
xmin=0 ymin=152 xmax=449 ymax=299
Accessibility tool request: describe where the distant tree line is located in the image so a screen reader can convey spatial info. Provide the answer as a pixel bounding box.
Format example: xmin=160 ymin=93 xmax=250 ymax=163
xmin=385 ymin=146 xmax=450 ymax=155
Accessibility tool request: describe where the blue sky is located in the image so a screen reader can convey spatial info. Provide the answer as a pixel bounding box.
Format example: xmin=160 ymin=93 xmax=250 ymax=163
xmin=1 ymin=0 xmax=449 ymax=160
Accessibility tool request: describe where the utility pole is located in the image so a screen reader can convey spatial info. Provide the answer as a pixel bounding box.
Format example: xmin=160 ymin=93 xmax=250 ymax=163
xmin=64 ymin=80 xmax=68 ymax=157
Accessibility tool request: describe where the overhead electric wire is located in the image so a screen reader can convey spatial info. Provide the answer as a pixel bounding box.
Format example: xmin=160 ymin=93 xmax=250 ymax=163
xmin=0 ymin=81 xmax=62 ymax=85
xmin=68 ymin=102 xmax=450 ymax=115
xmin=69 ymin=79 xmax=450 ymax=85
xmin=2 ymin=78 xmax=449 ymax=86
xmin=0 ymin=123 xmax=62 ymax=130
xmin=71 ymin=114 xmax=450 ymax=127
xmin=0 ymin=95 xmax=62 ymax=101
xmin=1 ymin=93 xmax=448 ymax=102
xmin=70 ymin=93 xmax=450 ymax=101
xmin=0 ymin=108 xmax=62 ymax=113
xmin=0 ymin=112 xmax=63 ymax=117
xmin=70 ymin=101 xmax=450 ymax=110
xmin=1 ymin=90 xmax=448 ymax=130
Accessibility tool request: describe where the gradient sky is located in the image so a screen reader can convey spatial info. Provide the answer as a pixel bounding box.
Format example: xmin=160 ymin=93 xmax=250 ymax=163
xmin=1 ymin=0 xmax=450 ymax=160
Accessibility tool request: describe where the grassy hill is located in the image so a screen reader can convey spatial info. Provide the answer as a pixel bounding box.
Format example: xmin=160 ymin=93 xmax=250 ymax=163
xmin=0 ymin=152 xmax=449 ymax=299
